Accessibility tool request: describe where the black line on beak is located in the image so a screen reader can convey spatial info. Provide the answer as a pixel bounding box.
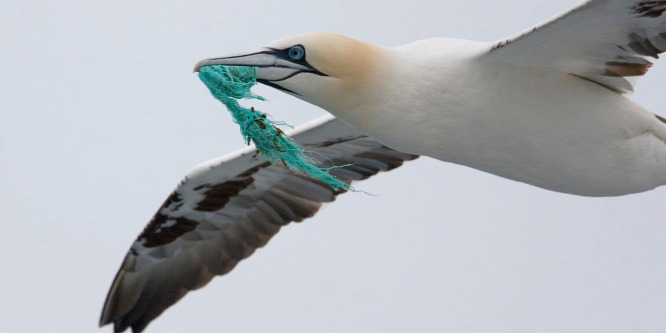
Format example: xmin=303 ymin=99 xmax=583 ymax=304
xmin=207 ymin=50 xmax=273 ymax=62
xmin=257 ymin=79 xmax=301 ymax=96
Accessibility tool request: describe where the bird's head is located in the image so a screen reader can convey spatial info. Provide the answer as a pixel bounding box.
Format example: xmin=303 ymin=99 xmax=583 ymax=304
xmin=194 ymin=32 xmax=387 ymax=113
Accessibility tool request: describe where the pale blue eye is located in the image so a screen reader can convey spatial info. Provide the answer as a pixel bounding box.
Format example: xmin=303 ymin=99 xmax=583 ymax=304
xmin=288 ymin=45 xmax=305 ymax=61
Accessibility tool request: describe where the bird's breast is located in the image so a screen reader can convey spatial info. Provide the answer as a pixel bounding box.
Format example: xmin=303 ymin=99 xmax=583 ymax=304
xmin=334 ymin=57 xmax=666 ymax=196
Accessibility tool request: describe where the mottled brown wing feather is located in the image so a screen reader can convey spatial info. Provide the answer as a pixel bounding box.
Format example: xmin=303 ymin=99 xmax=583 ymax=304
xmin=486 ymin=0 xmax=666 ymax=93
xmin=99 ymin=115 xmax=418 ymax=333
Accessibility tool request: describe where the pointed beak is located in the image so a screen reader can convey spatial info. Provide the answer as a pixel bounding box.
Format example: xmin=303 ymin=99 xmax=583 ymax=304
xmin=194 ymin=49 xmax=282 ymax=72
xmin=194 ymin=49 xmax=323 ymax=85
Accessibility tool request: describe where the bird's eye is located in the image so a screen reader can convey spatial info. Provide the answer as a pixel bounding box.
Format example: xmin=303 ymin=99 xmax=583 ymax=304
xmin=288 ymin=45 xmax=305 ymax=61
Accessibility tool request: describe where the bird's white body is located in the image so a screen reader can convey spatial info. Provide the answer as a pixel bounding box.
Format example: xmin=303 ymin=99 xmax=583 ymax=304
xmin=319 ymin=38 xmax=666 ymax=196
xmin=103 ymin=1 xmax=666 ymax=331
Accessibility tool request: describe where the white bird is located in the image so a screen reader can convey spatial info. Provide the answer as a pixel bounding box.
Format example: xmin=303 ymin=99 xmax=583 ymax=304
xmin=101 ymin=0 xmax=666 ymax=332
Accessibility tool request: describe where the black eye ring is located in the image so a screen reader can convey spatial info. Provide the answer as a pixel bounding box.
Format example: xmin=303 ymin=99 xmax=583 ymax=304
xmin=288 ymin=45 xmax=305 ymax=61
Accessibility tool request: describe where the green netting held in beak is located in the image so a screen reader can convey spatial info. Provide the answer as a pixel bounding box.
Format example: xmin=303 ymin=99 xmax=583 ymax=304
xmin=198 ymin=65 xmax=350 ymax=191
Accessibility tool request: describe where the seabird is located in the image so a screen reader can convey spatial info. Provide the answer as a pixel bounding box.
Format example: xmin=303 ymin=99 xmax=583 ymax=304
xmin=101 ymin=0 xmax=666 ymax=331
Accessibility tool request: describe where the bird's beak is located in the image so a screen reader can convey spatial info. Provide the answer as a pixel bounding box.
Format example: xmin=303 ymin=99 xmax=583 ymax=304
xmin=194 ymin=49 xmax=325 ymax=94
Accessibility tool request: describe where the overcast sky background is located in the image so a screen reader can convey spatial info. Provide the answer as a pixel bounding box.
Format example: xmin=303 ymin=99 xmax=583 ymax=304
xmin=2 ymin=0 xmax=666 ymax=332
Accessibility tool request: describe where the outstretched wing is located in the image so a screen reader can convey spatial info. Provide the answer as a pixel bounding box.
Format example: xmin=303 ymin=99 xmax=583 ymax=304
xmin=485 ymin=0 xmax=666 ymax=93
xmin=99 ymin=114 xmax=418 ymax=333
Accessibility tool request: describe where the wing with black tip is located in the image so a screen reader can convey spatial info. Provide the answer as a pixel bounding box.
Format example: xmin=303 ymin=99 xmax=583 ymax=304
xmin=99 ymin=114 xmax=418 ymax=333
xmin=485 ymin=0 xmax=666 ymax=93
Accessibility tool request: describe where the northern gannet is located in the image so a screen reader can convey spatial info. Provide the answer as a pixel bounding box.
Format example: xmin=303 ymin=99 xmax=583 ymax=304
xmin=101 ymin=1 xmax=666 ymax=332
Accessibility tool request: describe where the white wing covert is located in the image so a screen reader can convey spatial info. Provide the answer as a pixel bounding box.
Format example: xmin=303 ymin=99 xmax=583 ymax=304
xmin=99 ymin=114 xmax=418 ymax=333
xmin=485 ymin=0 xmax=666 ymax=93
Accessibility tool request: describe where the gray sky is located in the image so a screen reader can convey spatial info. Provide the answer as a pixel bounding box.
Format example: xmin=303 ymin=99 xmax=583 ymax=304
xmin=2 ymin=0 xmax=665 ymax=332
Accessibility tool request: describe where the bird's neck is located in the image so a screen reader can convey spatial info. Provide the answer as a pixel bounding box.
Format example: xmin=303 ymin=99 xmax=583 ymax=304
xmin=320 ymin=39 xmax=492 ymax=155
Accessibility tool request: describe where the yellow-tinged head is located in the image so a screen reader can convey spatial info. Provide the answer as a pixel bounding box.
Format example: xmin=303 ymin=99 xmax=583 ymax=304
xmin=194 ymin=32 xmax=387 ymax=113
